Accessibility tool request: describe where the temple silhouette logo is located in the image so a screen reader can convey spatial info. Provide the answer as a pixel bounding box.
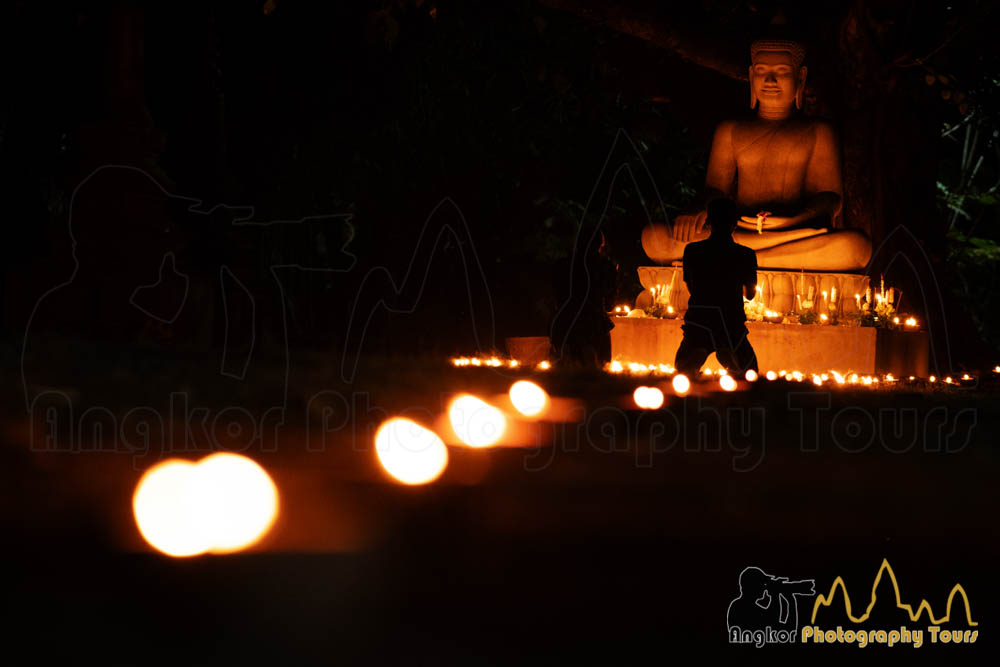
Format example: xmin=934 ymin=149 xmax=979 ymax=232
xmin=728 ymin=559 xmax=979 ymax=648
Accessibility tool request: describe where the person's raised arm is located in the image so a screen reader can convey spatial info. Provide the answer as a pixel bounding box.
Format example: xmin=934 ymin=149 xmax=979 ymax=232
xmin=742 ymin=249 xmax=758 ymax=301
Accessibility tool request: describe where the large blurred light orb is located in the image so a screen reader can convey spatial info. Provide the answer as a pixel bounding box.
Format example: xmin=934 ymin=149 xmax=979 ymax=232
xmin=448 ymin=394 xmax=506 ymax=448
xmin=375 ymin=417 xmax=449 ymax=484
xmin=132 ymin=455 xmax=280 ymax=558
xmin=719 ymin=375 xmax=737 ymax=392
xmin=509 ymin=380 xmax=549 ymax=417
xmin=671 ymin=373 xmax=691 ymax=396
xmin=190 ymin=453 xmax=279 ymax=554
xmin=133 ymin=460 xmax=207 ymax=557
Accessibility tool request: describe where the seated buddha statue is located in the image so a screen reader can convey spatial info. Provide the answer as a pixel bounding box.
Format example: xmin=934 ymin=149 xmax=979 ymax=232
xmin=642 ymin=38 xmax=872 ymax=272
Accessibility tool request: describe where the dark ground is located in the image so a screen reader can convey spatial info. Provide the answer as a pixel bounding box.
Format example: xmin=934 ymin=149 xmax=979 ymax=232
xmin=2 ymin=340 xmax=997 ymax=663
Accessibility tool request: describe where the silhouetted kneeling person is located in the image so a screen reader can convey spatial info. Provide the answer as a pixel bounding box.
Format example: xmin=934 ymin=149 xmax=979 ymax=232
xmin=675 ymin=198 xmax=759 ymax=376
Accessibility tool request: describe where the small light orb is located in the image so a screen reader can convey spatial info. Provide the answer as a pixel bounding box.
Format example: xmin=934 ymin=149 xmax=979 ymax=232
xmin=633 ymin=386 xmax=664 ymax=410
xmin=929 ymin=375 xmax=937 ymax=383
xmin=133 ymin=460 xmax=208 ymax=558
xmin=672 ymin=374 xmax=691 ymax=396
xmin=449 ymin=394 xmax=507 ymax=448
xmin=745 ymin=369 xmax=758 ymax=382
xmin=190 ymin=453 xmax=279 ymax=555
xmin=765 ymin=370 xmax=777 ymax=381
xmin=812 ymin=375 xmax=823 ymax=386
xmin=609 ymin=360 xmax=624 ymax=373
xmin=537 ymin=360 xmax=551 ymax=370
xmin=509 ymin=380 xmax=549 ymax=417
xmin=702 ymin=368 xmax=713 ymax=376
xmin=375 ymin=417 xmax=449 ymax=485
xmin=719 ymin=375 xmax=737 ymax=392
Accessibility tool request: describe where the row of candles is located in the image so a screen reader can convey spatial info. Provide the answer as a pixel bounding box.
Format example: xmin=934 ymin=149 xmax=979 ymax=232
xmin=451 ymin=356 xmax=551 ymax=370
xmin=606 ymin=359 xmax=986 ymax=389
xmin=447 ymin=355 xmax=999 ymax=391
xmin=611 ymin=272 xmax=919 ymax=328
xmin=449 ymin=356 xmax=986 ymax=389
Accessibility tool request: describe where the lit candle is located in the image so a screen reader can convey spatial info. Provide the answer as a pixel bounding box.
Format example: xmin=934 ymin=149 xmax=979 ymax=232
xmin=855 ymin=293 xmax=861 ymax=310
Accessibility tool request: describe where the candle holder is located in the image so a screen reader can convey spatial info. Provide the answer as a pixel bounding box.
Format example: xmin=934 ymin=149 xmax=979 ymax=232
xmin=764 ymin=310 xmax=784 ymax=325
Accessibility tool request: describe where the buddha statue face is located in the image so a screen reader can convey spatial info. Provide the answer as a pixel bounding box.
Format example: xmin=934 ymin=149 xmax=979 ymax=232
xmin=749 ymin=48 xmax=807 ymax=116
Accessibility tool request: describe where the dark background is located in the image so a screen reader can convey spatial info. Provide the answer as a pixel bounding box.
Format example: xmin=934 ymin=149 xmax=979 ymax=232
xmin=4 ymin=0 xmax=1000 ymax=366
xmin=2 ymin=1 xmax=999 ymax=663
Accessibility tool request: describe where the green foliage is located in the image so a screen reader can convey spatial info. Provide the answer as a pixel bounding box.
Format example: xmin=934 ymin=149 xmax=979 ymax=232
xmin=939 ymin=112 xmax=1000 ymax=349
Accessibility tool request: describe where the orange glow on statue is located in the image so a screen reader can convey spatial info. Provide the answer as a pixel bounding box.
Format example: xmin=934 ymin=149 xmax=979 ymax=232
xmin=643 ymin=38 xmax=872 ymax=271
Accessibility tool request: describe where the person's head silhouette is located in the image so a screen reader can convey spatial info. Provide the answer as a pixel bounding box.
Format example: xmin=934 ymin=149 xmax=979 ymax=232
xmin=738 ymin=566 xmax=771 ymax=598
xmin=706 ymin=197 xmax=740 ymax=237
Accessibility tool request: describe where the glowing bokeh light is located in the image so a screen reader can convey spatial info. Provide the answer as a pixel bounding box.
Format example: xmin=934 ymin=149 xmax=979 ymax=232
xmin=745 ymin=369 xmax=758 ymax=382
xmin=448 ymin=394 xmax=507 ymax=448
xmin=132 ymin=454 xmax=279 ymax=558
xmin=632 ymin=386 xmax=664 ymax=410
xmin=375 ymin=417 xmax=449 ymax=484
xmin=672 ymin=374 xmax=691 ymax=395
xmin=765 ymin=371 xmax=777 ymax=381
xmin=509 ymin=380 xmax=549 ymax=417
xmin=719 ymin=375 xmax=737 ymax=392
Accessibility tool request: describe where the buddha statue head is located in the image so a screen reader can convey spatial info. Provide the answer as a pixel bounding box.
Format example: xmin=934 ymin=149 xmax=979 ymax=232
xmin=749 ymin=38 xmax=807 ymax=118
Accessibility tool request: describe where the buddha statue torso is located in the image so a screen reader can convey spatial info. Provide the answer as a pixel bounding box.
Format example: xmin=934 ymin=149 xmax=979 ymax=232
xmin=642 ymin=40 xmax=872 ymax=271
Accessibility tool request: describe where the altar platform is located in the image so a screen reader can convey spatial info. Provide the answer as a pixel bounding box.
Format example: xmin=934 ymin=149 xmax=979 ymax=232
xmin=610 ymin=317 xmax=929 ymax=376
xmin=616 ymin=267 xmax=929 ymax=376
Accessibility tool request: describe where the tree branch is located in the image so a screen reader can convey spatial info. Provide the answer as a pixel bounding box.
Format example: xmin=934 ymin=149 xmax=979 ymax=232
xmin=536 ymin=0 xmax=747 ymax=81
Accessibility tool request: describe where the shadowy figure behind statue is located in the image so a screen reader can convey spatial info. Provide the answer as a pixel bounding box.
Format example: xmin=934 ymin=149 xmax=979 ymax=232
xmin=675 ymin=198 xmax=759 ymax=376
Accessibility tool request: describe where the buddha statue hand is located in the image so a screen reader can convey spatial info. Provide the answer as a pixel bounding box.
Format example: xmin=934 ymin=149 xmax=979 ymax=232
xmin=738 ymin=213 xmax=816 ymax=231
xmin=671 ymin=210 xmax=710 ymax=242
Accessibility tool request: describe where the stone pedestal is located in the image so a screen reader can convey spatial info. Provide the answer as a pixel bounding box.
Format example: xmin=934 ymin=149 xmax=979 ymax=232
xmin=610 ymin=316 xmax=929 ymax=376
xmin=635 ymin=266 xmax=871 ymax=316
xmin=875 ymin=329 xmax=930 ymax=377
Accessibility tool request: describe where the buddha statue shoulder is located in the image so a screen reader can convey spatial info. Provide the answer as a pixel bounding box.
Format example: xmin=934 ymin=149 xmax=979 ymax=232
xmin=642 ymin=38 xmax=872 ymax=272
